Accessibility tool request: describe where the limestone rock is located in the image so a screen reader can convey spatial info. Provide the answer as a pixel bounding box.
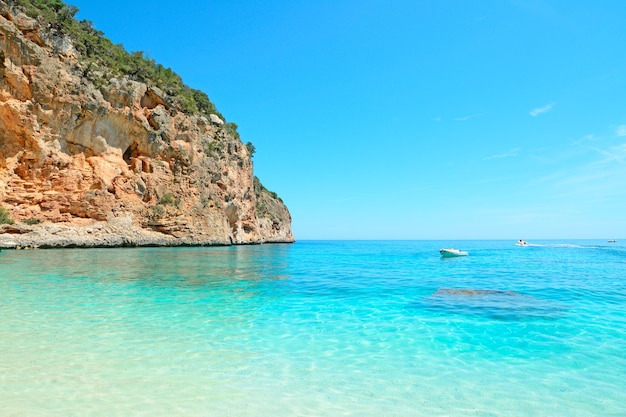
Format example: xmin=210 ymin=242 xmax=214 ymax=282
xmin=209 ymin=114 xmax=224 ymax=125
xmin=0 ymin=2 xmax=294 ymax=248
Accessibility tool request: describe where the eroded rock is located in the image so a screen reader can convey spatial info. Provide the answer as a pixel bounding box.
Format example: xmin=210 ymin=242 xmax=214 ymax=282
xmin=0 ymin=2 xmax=293 ymax=248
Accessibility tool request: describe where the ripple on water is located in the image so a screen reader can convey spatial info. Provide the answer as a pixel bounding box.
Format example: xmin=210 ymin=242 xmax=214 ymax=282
xmin=1 ymin=241 xmax=625 ymax=416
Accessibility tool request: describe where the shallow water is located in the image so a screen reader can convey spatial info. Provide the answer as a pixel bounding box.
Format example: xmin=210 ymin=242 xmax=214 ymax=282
xmin=1 ymin=240 xmax=625 ymax=416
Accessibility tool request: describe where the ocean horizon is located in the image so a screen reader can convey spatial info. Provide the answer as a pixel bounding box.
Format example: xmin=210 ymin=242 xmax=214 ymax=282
xmin=1 ymin=239 xmax=625 ymax=416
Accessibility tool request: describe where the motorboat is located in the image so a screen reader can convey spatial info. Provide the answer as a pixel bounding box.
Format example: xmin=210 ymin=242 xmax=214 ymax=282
xmin=516 ymin=240 xmax=529 ymax=246
xmin=439 ymin=248 xmax=468 ymax=257
xmin=608 ymin=239 xmax=616 ymax=243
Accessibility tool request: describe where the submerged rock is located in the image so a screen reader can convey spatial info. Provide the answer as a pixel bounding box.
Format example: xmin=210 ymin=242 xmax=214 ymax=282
xmin=413 ymin=287 xmax=566 ymax=321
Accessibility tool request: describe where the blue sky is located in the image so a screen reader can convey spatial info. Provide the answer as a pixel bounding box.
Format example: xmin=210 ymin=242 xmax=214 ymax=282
xmin=69 ymin=0 xmax=626 ymax=240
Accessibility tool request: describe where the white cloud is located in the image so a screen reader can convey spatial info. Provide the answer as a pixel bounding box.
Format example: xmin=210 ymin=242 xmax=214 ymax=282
xmin=537 ymin=142 xmax=626 ymax=204
xmin=484 ymin=148 xmax=521 ymax=160
xmin=571 ymin=134 xmax=597 ymax=145
xmin=616 ymin=125 xmax=626 ymax=137
xmin=595 ymin=143 xmax=626 ymax=164
xmin=454 ymin=113 xmax=484 ymax=121
xmin=529 ymin=102 xmax=555 ymax=117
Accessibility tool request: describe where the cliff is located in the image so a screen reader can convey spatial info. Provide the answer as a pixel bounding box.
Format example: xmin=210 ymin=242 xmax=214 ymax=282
xmin=0 ymin=1 xmax=294 ymax=248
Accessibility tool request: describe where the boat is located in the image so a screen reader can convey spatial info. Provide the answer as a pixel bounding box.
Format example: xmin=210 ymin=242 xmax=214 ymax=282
xmin=516 ymin=239 xmax=529 ymax=246
xmin=439 ymin=248 xmax=468 ymax=257
xmin=608 ymin=239 xmax=616 ymax=243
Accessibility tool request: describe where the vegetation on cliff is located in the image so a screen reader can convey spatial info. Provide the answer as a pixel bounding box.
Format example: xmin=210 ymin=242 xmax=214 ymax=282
xmin=0 ymin=206 xmax=15 ymax=225
xmin=7 ymin=0 xmax=225 ymax=120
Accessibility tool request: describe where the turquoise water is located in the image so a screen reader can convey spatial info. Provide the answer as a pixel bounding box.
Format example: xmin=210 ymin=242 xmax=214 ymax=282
xmin=1 ymin=240 xmax=625 ymax=416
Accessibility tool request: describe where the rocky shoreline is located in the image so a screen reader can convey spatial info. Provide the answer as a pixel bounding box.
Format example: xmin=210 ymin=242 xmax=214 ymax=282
xmin=0 ymin=217 xmax=292 ymax=249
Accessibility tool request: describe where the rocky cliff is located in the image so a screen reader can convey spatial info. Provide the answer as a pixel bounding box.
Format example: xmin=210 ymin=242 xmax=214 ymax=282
xmin=0 ymin=1 xmax=294 ymax=248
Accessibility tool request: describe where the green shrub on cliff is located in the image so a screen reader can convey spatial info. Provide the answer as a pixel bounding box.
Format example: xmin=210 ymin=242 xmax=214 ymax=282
xmin=8 ymin=0 xmax=71 ymax=24
xmin=159 ymin=193 xmax=180 ymax=207
xmin=8 ymin=0 xmax=226 ymax=121
xmin=0 ymin=206 xmax=15 ymax=225
xmin=253 ymin=176 xmax=282 ymax=203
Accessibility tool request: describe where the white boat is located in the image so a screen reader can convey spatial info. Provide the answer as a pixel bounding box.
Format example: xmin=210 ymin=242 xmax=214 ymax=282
xmin=439 ymin=248 xmax=468 ymax=257
xmin=516 ymin=240 xmax=529 ymax=246
xmin=608 ymin=239 xmax=616 ymax=243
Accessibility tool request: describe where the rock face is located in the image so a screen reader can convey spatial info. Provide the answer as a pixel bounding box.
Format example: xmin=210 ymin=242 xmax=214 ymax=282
xmin=0 ymin=3 xmax=294 ymax=248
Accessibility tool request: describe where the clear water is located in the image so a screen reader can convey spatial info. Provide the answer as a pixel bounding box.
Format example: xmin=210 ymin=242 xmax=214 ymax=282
xmin=1 ymin=240 xmax=625 ymax=416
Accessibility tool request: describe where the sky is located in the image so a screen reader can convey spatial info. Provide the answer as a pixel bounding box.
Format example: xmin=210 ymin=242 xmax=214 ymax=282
xmin=68 ymin=0 xmax=626 ymax=240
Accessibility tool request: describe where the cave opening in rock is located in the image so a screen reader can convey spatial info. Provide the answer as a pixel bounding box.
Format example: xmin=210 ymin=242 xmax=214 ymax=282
xmin=122 ymin=143 xmax=137 ymax=164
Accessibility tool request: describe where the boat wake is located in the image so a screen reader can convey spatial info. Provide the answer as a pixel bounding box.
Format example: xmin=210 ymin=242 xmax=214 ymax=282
xmin=529 ymin=243 xmax=600 ymax=249
xmin=516 ymin=242 xmax=609 ymax=249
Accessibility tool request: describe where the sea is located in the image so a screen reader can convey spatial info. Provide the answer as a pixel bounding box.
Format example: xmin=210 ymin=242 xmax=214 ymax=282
xmin=1 ymin=240 xmax=625 ymax=416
